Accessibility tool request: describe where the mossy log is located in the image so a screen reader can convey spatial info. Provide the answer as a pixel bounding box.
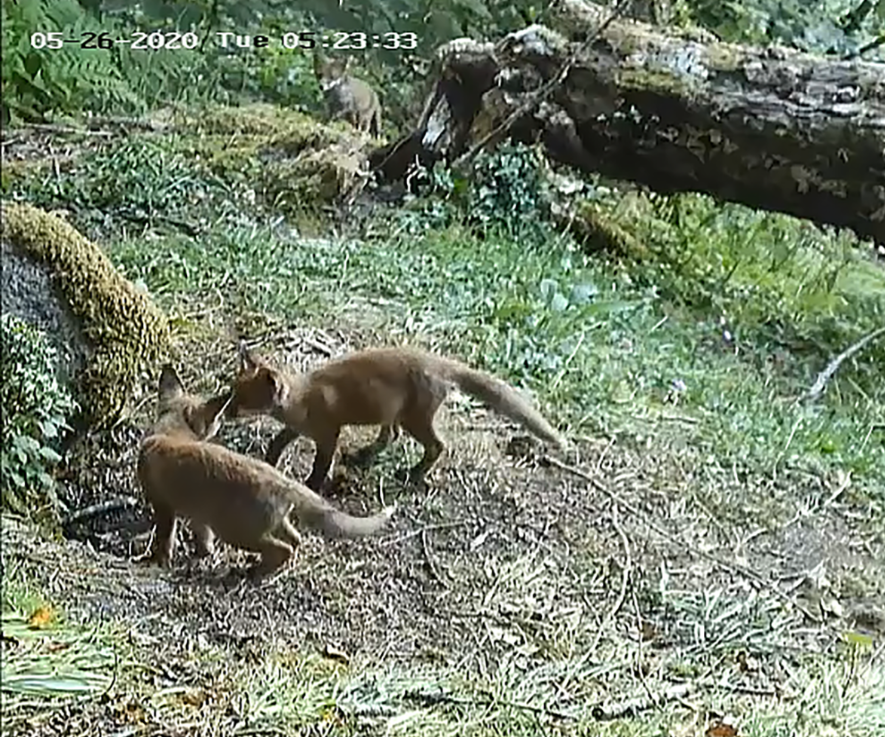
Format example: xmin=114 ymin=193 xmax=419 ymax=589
xmin=373 ymin=0 xmax=885 ymax=246
xmin=1 ymin=202 xmax=170 ymax=430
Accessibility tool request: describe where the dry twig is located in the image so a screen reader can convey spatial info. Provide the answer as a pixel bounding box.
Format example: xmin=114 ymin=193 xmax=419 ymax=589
xmin=590 ymin=681 xmax=695 ymax=720
xmin=421 ymin=528 xmax=450 ymax=587
xmin=799 ymin=325 xmax=885 ymax=403
xmin=62 ymin=497 xmax=139 ymax=528
xmin=588 ymin=505 xmax=632 ymax=653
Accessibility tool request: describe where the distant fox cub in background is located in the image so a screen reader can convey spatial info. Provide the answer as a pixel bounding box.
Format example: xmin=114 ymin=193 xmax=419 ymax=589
xmin=314 ymin=54 xmax=382 ymax=137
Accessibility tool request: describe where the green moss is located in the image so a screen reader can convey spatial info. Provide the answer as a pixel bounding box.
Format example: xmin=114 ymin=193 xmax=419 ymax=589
xmin=172 ymin=103 xmax=371 ymax=222
xmin=1 ymin=201 xmax=170 ymax=429
xmin=616 ymin=66 xmax=699 ymax=97
xmin=265 ymin=146 xmax=366 ymax=217
xmin=572 ymin=199 xmax=650 ymax=259
xmin=705 ymin=43 xmax=745 ymax=73
xmin=181 ymin=102 xmax=349 ymax=150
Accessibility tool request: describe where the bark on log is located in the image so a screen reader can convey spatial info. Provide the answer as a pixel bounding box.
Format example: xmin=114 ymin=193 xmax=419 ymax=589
xmin=372 ymin=0 xmax=885 ymax=246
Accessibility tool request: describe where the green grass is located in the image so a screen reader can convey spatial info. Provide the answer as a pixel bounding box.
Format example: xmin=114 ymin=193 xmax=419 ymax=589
xmin=105 ymin=209 xmax=885 ymax=504
xmin=128 ymin=638 xmax=885 ymax=736
xmin=1 ymin=544 xmax=118 ymax=731
xmin=2 ymin=544 xmax=882 ymax=736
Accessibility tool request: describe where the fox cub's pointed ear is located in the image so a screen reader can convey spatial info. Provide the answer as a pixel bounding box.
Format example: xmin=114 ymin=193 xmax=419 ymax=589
xmin=238 ymin=341 xmax=258 ymax=372
xmin=158 ymin=365 xmax=185 ymax=402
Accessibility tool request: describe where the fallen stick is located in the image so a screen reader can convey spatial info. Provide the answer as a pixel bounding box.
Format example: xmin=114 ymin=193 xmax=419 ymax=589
xmin=799 ymin=325 xmax=885 ymax=403
xmin=421 ymin=528 xmax=450 ymax=588
xmin=591 ymin=681 xmax=695 ymax=720
xmin=404 ymin=689 xmax=576 ymax=721
xmin=62 ymin=497 xmax=139 ymax=527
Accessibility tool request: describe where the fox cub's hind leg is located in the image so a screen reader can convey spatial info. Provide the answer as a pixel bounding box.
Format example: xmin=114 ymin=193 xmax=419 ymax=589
xmin=248 ymin=533 xmax=296 ymax=579
xmin=305 ymin=426 xmax=342 ymax=492
xmin=344 ymin=424 xmax=400 ymax=468
xmin=395 ymin=388 xmax=446 ymax=487
xmin=146 ymin=503 xmax=178 ymax=567
xmin=191 ymin=522 xmax=216 ymax=559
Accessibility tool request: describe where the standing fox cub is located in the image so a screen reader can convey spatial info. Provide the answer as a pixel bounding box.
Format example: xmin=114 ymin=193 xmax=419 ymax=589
xmin=136 ymin=365 xmax=395 ymax=578
xmin=314 ymin=54 xmax=382 ymax=137
xmin=226 ymin=344 xmax=568 ymax=492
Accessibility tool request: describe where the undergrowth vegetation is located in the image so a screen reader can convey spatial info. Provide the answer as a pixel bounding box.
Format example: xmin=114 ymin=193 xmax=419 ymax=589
xmin=2 ymin=534 xmax=882 ymax=736
xmin=0 ymin=314 xmax=76 ymax=520
xmin=102 ymin=150 xmax=885 ymax=503
xmin=3 ymin=0 xmax=882 ymax=124
xmin=0 ymin=551 xmax=117 ymax=731
xmin=13 ymin=135 xmax=247 ymax=231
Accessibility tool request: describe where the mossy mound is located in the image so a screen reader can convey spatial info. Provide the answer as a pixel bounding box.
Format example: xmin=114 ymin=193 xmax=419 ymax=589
xmin=265 ymin=144 xmax=370 ymax=217
xmin=181 ymin=103 xmax=359 ymax=158
xmin=1 ymin=201 xmax=170 ymax=430
xmin=567 ymin=198 xmax=650 ymax=259
xmin=176 ymin=103 xmax=375 ymax=216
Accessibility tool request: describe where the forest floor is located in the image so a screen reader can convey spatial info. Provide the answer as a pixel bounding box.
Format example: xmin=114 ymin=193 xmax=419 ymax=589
xmin=2 ymin=120 xmax=885 ymax=737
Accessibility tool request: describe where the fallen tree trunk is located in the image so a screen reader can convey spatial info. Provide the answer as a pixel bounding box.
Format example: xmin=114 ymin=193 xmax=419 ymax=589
xmin=371 ymin=0 xmax=885 ymax=246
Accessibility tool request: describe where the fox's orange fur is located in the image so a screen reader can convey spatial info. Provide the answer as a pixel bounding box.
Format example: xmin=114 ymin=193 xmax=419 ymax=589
xmin=314 ymin=55 xmax=382 ymax=137
xmin=136 ymin=365 xmax=395 ymax=578
xmin=226 ymin=344 xmax=568 ymax=492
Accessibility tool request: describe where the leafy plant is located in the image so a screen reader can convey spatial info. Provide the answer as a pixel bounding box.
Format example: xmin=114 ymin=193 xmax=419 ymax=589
xmin=1 ymin=0 xmax=137 ymax=124
xmin=685 ymin=0 xmax=884 ymax=58
xmin=0 ymin=314 xmax=77 ymax=519
xmin=469 ymin=142 xmax=550 ymax=239
xmin=17 ymin=136 xmax=245 ymax=231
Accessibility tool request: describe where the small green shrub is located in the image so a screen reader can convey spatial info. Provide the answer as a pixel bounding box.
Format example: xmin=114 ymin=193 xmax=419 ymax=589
xmin=469 ymin=143 xmax=550 ymax=239
xmin=393 ymin=144 xmax=552 ymax=240
xmin=0 ymin=314 xmax=76 ymax=519
xmin=17 ymin=136 xmax=243 ymax=228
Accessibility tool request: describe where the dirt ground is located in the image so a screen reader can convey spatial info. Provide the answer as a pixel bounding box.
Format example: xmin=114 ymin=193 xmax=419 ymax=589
xmin=4 ymin=328 xmax=885 ymax=735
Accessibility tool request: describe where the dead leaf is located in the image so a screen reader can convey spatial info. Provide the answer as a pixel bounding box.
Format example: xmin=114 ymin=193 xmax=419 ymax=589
xmin=181 ymin=688 xmax=209 ymax=707
xmin=668 ymin=723 xmax=696 ymax=737
xmin=821 ymin=596 xmax=844 ymax=618
xmin=113 ymin=697 xmax=147 ymax=724
xmin=27 ymin=606 xmax=56 ymax=629
xmin=736 ymin=650 xmax=759 ymax=673
xmin=470 ymin=529 xmax=492 ymax=552
xmin=705 ymin=718 xmax=738 ymax=737
xmin=321 ymin=706 xmax=345 ymax=726
xmin=639 ymin=621 xmax=659 ymax=642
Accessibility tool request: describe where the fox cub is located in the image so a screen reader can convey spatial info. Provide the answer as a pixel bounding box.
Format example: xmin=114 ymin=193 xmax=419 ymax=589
xmin=225 ymin=343 xmax=568 ymax=492
xmin=314 ymin=54 xmax=382 ymax=137
xmin=136 ymin=365 xmax=395 ymax=578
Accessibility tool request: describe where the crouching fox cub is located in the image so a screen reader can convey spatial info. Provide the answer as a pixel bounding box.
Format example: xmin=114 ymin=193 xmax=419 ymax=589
xmin=136 ymin=365 xmax=395 ymax=578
